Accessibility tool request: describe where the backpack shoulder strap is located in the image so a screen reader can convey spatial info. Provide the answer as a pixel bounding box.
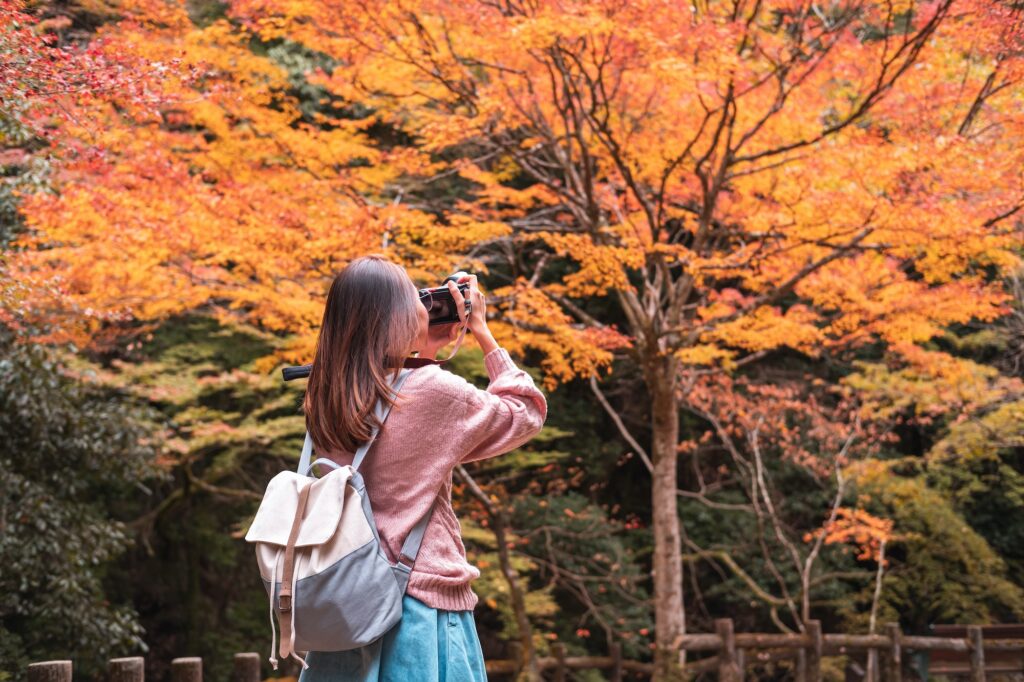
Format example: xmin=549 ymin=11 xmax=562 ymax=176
xmin=352 ymin=368 xmax=413 ymax=471
xmin=296 ymin=368 xmax=414 ymax=476
xmin=297 ymin=432 xmax=315 ymax=476
xmin=397 ymin=497 xmax=436 ymax=568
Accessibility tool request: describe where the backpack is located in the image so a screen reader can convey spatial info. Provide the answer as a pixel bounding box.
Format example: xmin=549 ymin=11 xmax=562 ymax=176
xmin=245 ymin=368 xmax=434 ymax=669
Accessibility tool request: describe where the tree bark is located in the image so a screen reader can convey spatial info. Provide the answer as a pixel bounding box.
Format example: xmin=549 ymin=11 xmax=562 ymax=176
xmin=648 ymin=359 xmax=685 ymax=680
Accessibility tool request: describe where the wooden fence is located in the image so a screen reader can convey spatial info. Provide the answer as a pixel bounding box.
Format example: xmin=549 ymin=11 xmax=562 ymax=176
xmin=671 ymin=619 xmax=1004 ymax=681
xmin=25 ymin=619 xmax=1024 ymax=681
xmin=28 ymin=654 xmax=257 ymax=682
xmin=487 ymin=619 xmax=1024 ymax=679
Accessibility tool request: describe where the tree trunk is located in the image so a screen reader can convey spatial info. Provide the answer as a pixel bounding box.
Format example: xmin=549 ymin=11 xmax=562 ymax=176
xmin=648 ymin=360 xmax=685 ymax=680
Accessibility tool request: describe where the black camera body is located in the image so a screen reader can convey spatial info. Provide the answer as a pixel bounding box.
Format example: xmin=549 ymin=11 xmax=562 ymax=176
xmin=419 ymin=272 xmax=471 ymax=326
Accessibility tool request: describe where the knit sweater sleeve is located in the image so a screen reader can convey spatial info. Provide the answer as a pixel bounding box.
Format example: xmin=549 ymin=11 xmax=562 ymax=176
xmin=432 ymin=347 xmax=548 ymax=464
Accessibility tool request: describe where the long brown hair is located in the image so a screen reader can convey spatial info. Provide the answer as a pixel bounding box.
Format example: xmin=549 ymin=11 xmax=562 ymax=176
xmin=304 ymin=255 xmax=421 ymax=453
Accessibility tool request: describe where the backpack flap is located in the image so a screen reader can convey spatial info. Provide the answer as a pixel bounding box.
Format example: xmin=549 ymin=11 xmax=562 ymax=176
xmin=245 ymin=467 xmax=353 ymax=547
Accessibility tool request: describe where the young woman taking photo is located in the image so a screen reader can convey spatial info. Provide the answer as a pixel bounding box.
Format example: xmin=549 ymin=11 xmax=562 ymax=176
xmin=298 ymin=255 xmax=547 ymax=682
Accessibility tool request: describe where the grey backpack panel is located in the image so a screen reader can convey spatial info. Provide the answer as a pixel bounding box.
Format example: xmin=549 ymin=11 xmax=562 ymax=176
xmin=262 ymin=538 xmax=407 ymax=653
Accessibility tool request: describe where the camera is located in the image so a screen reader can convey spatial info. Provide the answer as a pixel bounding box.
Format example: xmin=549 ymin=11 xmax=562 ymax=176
xmin=419 ymin=272 xmax=472 ymax=326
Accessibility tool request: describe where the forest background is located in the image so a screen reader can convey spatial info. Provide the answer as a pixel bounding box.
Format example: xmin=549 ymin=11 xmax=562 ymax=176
xmin=3 ymin=0 xmax=1024 ymax=680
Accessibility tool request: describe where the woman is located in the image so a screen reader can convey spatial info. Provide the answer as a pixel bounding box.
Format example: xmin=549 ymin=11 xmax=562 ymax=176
xmin=299 ymin=255 xmax=547 ymax=682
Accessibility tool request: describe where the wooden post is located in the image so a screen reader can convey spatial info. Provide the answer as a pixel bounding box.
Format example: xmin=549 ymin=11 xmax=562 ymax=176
xmin=866 ymin=647 xmax=879 ymax=682
xmin=885 ymin=623 xmax=902 ymax=682
xmin=170 ymin=658 xmax=202 ymax=682
xmin=552 ymin=643 xmax=566 ymax=682
xmin=232 ymin=653 xmax=260 ymax=682
xmin=806 ymin=620 xmax=823 ymax=682
xmin=609 ymin=642 xmax=623 ymax=682
xmin=968 ymin=625 xmax=985 ymax=682
xmin=716 ymin=618 xmax=741 ymax=682
xmin=27 ymin=661 xmax=71 ymax=682
xmin=108 ymin=657 xmax=144 ymax=682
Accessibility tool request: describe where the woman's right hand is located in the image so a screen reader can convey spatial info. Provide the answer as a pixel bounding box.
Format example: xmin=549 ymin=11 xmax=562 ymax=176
xmin=448 ymin=274 xmax=498 ymax=353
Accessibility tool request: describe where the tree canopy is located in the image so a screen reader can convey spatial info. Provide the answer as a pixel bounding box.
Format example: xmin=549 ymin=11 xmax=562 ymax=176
xmin=3 ymin=0 xmax=1024 ymax=679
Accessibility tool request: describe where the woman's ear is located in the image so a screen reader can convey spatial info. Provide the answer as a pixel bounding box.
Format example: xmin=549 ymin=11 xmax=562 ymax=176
xmin=449 ymin=323 xmax=461 ymax=341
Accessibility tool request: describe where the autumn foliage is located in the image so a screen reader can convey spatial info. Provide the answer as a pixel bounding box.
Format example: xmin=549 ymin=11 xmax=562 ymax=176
xmin=5 ymin=0 xmax=1024 ymax=677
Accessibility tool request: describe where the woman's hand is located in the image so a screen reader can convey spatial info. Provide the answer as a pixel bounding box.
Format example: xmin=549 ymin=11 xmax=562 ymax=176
xmin=448 ymin=274 xmax=499 ymax=355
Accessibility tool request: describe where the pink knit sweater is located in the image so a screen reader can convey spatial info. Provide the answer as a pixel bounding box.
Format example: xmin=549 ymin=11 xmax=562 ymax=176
xmin=320 ymin=347 xmax=547 ymax=611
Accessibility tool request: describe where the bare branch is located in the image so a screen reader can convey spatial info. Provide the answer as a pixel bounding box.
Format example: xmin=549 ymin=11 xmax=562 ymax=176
xmin=588 ymin=375 xmax=654 ymax=473
xmin=681 ymin=548 xmax=787 ymax=607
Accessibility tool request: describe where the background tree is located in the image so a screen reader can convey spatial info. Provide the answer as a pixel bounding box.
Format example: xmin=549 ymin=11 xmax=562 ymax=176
xmin=0 ymin=327 xmax=158 ymax=680
xmin=6 ymin=1 xmax=654 ymax=677
xmin=1 ymin=8 xmax=167 ymax=676
xmin=214 ymin=0 xmax=1024 ymax=676
xmin=6 ymin=0 xmax=1024 ymax=679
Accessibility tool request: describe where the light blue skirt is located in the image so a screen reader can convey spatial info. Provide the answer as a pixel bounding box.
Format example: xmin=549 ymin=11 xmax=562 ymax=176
xmin=298 ymin=594 xmax=488 ymax=682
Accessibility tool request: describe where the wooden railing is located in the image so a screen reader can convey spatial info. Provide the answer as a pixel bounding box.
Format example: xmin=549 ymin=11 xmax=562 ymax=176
xmin=26 ymin=620 xmax=1024 ymax=681
xmin=676 ymin=619 xmax=1024 ymax=681
xmin=484 ymin=619 xmax=1024 ymax=680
